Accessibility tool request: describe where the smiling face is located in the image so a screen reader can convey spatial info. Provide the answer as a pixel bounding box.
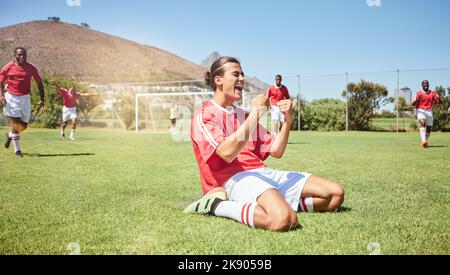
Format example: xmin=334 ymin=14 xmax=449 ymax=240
xmin=214 ymin=62 xmax=245 ymax=103
xmin=422 ymin=80 xmax=429 ymax=92
xmin=15 ymin=48 xmax=27 ymax=65
xmin=275 ymin=75 xmax=282 ymax=87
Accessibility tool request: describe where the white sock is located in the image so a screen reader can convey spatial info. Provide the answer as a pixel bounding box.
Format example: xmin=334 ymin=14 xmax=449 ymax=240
xmin=70 ymin=129 xmax=75 ymax=138
xmin=298 ymin=197 xmax=314 ymax=212
xmin=61 ymin=128 xmax=64 ymax=135
xmin=419 ymin=127 xmax=426 ymax=142
xmin=214 ymin=201 xmax=256 ymax=228
xmin=11 ymin=133 xmax=21 ymax=152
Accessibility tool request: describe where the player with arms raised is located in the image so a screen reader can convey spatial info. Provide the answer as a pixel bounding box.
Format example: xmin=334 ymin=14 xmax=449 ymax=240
xmin=184 ymin=57 xmax=344 ymax=232
xmin=59 ymin=85 xmax=80 ymax=140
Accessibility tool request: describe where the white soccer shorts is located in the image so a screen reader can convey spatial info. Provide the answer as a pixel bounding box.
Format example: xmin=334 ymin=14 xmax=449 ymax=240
xmin=62 ymin=106 xmax=77 ymax=122
xmin=270 ymin=105 xmax=285 ymax=122
xmin=3 ymin=92 xmax=31 ymax=123
xmin=417 ymin=109 xmax=433 ymax=126
xmin=223 ymin=167 xmax=312 ymax=212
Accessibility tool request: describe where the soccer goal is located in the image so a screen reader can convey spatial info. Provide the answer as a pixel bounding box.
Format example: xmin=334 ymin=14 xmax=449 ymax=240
xmin=135 ymin=91 xmax=214 ymax=136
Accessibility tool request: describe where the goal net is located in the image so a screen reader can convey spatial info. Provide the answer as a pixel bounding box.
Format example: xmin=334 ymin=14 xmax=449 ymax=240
xmin=134 ymin=80 xmax=270 ymax=140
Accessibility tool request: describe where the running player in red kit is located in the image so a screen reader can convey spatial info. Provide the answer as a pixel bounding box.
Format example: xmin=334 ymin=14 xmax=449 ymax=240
xmin=266 ymin=74 xmax=290 ymax=135
xmin=411 ymin=80 xmax=441 ymax=148
xmin=59 ymin=85 xmax=80 ymax=140
xmin=0 ymin=47 xmax=45 ymax=157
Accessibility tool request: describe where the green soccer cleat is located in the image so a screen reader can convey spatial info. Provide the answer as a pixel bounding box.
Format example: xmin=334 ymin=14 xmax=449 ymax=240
xmin=183 ymin=192 xmax=227 ymax=214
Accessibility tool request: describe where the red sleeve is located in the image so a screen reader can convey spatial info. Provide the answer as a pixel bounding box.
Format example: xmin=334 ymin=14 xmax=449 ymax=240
xmin=284 ymin=87 xmax=290 ymax=99
xmin=253 ymin=124 xmax=274 ymax=160
xmin=0 ymin=63 xmax=10 ymax=83
xmin=191 ymin=111 xmax=225 ymax=163
xmin=266 ymin=87 xmax=272 ymax=97
xmin=413 ymin=91 xmax=421 ymax=102
xmin=58 ymin=88 xmax=66 ymax=96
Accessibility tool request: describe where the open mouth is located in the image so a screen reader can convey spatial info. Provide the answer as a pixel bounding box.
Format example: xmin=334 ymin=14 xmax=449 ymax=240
xmin=234 ymin=86 xmax=243 ymax=93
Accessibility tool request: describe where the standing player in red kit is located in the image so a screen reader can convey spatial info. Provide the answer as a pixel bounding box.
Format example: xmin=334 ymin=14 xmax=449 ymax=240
xmin=411 ymin=80 xmax=441 ymax=148
xmin=0 ymin=47 xmax=45 ymax=157
xmin=59 ymin=85 xmax=81 ymax=140
xmin=266 ymin=74 xmax=290 ymax=135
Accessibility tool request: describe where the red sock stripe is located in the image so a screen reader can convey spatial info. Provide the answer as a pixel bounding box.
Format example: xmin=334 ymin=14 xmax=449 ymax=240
xmin=241 ymin=203 xmax=248 ymax=224
xmin=244 ymin=203 xmax=251 ymax=225
xmin=241 ymin=203 xmax=251 ymax=225
xmin=301 ymin=197 xmax=308 ymax=212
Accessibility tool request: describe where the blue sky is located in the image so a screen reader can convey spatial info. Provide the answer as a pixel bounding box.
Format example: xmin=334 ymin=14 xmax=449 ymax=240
xmin=1 ymin=0 xmax=449 ymax=106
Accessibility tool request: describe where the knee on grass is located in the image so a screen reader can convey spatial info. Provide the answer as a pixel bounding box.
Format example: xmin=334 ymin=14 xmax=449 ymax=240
xmin=267 ymin=210 xmax=298 ymax=232
xmin=327 ymin=185 xmax=345 ymax=211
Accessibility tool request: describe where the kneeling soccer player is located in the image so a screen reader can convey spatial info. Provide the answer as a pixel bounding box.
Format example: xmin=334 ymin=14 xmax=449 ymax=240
xmin=184 ymin=56 xmax=345 ymax=232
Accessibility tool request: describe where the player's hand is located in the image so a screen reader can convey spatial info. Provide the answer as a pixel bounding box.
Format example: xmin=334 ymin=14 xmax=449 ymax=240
xmin=37 ymin=100 xmax=45 ymax=111
xmin=277 ymin=99 xmax=293 ymax=124
xmin=251 ymin=94 xmax=269 ymax=118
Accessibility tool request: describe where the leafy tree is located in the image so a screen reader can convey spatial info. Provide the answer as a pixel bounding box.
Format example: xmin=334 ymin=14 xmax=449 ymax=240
xmin=432 ymin=86 xmax=450 ymax=131
xmin=78 ymin=93 xmax=103 ymax=123
xmin=342 ymin=80 xmax=389 ymax=130
xmin=114 ymin=92 xmax=135 ymax=130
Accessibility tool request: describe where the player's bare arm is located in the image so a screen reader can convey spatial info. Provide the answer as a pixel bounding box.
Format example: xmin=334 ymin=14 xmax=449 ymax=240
xmin=215 ymin=94 xmax=268 ymax=163
xmin=269 ymin=99 xmax=293 ymax=158
xmin=0 ymin=82 xmax=5 ymax=105
xmin=36 ymin=81 xmax=45 ymax=109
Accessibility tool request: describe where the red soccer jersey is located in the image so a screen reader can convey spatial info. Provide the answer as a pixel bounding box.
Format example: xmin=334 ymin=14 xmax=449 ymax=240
xmin=191 ymin=100 xmax=274 ymax=195
xmin=0 ymin=61 xmax=42 ymax=96
xmin=414 ymin=90 xmax=440 ymax=110
xmin=266 ymin=85 xmax=290 ymax=106
xmin=59 ymin=88 xmax=80 ymax=108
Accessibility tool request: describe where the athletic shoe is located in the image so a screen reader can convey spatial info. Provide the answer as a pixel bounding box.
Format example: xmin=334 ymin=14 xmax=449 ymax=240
xmin=421 ymin=141 xmax=428 ymax=148
xmin=15 ymin=150 xmax=23 ymax=157
xmin=69 ymin=137 xmax=75 ymax=141
xmin=183 ymin=192 xmax=227 ymax=214
xmin=5 ymin=132 xmax=12 ymax=149
xmin=61 ymin=133 xmax=65 ymax=139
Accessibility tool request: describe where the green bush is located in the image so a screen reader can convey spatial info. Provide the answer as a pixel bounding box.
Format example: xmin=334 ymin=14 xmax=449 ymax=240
xmin=302 ymin=99 xmax=346 ymax=131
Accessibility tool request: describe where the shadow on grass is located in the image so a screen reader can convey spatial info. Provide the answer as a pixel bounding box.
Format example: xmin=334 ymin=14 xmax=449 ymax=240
xmin=336 ymin=206 xmax=352 ymax=213
xmin=23 ymin=153 xmax=95 ymax=157
xmin=427 ymin=145 xmax=447 ymax=148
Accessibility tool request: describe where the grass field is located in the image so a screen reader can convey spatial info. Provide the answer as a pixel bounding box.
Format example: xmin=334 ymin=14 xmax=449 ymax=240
xmin=1 ymin=127 xmax=449 ymax=255
xmin=371 ymin=118 xmax=417 ymax=131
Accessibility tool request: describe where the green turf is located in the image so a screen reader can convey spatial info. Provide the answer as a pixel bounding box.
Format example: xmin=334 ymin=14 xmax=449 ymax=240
xmin=1 ymin=127 xmax=449 ymax=254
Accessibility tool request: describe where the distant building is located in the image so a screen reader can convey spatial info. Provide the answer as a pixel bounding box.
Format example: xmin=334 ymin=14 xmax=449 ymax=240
xmin=395 ymin=86 xmax=413 ymax=104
